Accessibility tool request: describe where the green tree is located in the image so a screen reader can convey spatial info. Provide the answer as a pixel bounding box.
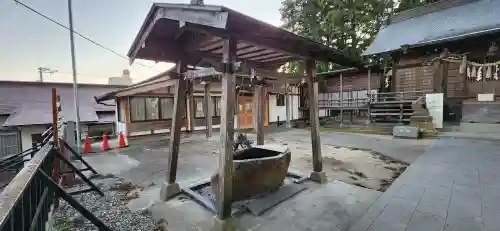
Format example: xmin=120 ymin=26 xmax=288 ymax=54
xmin=279 ymin=0 xmax=430 ymax=74
xmin=280 ymin=0 xmax=394 ymax=74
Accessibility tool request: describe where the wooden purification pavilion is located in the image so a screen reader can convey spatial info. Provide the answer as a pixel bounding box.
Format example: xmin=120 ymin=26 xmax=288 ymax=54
xmin=127 ymin=1 xmax=360 ymax=228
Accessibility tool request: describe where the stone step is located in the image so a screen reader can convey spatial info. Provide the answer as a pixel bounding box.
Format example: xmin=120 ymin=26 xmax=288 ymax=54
xmin=457 ymin=122 xmax=500 ymax=134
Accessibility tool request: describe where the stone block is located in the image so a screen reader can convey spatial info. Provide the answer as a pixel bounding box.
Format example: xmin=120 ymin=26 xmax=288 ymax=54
xmin=393 ymin=126 xmax=419 ymax=139
xmin=160 ymin=182 xmax=181 ymax=201
xmin=211 ymin=216 xmax=236 ymax=231
xmin=211 ymin=145 xmax=291 ymax=202
xmin=309 ymin=171 xmax=327 ymax=183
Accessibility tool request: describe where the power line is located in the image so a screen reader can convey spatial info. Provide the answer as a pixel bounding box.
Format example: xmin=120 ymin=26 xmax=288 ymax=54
xmin=12 ymin=0 xmax=161 ymax=73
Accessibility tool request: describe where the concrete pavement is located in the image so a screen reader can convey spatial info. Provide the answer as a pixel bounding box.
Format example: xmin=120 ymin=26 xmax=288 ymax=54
xmin=349 ymin=137 xmax=500 ymax=231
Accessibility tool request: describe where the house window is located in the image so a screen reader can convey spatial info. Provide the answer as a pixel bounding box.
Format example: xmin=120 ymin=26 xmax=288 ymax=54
xmin=145 ymin=98 xmax=159 ymax=120
xmin=195 ymin=98 xmax=204 ymax=118
xmin=131 ymin=96 xmax=174 ymax=122
xmin=276 ymin=94 xmax=285 ymax=106
xmin=160 ymin=98 xmax=174 ymax=119
xmin=130 ymin=97 xmax=146 ymax=121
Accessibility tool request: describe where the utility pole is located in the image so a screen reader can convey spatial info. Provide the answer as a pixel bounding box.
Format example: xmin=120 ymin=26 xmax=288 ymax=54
xmin=37 ymin=67 xmax=57 ymax=82
xmin=68 ymin=0 xmax=81 ymax=154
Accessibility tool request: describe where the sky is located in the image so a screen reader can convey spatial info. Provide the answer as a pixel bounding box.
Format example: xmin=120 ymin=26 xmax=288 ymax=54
xmin=0 ymin=0 xmax=283 ymax=84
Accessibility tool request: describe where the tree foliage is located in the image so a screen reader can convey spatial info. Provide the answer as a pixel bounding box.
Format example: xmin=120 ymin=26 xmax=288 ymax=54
xmin=279 ymin=0 xmax=428 ymax=74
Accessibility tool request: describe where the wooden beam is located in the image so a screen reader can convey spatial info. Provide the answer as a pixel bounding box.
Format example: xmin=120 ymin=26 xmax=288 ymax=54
xmin=204 ymin=83 xmax=213 ymax=138
xmin=305 ymin=59 xmax=326 ymax=183
xmin=160 ymin=61 xmax=186 ymax=201
xmin=216 ymin=37 xmax=236 ymax=220
xmin=116 ymin=79 xmax=177 ymax=97
xmin=255 ymin=84 xmax=265 ymax=145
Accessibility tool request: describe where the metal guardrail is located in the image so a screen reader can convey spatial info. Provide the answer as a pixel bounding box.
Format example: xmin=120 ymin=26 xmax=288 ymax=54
xmin=318 ymin=98 xmax=370 ymax=109
xmin=367 ymin=90 xmax=432 ymax=102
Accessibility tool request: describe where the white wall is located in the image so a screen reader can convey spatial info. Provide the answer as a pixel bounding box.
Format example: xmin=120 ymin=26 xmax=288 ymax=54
xmin=116 ymin=99 xmax=128 ymax=144
xmin=20 ymin=125 xmax=48 ymax=152
xmin=268 ymin=94 xmax=300 ymax=123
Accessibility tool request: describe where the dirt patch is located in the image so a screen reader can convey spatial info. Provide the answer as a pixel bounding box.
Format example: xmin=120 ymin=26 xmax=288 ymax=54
xmin=267 ymin=139 xmax=408 ymax=192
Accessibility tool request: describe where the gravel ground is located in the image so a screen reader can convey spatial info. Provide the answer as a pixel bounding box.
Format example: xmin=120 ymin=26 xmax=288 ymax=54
xmin=52 ymin=175 xmax=161 ymax=231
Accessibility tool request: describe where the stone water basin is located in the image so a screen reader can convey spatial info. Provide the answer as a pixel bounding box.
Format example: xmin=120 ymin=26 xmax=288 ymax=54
xmin=211 ymin=145 xmax=291 ymax=201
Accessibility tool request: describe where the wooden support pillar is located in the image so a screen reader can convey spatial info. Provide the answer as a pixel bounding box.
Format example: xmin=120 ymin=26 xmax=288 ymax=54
xmin=367 ymin=67 xmax=372 ymax=92
xmin=340 ymin=72 xmax=344 ymax=125
xmin=392 ymin=56 xmax=399 ymax=92
xmin=160 ymin=61 xmax=186 ymax=201
xmin=305 ymin=59 xmax=326 ymax=183
xmin=255 ymin=84 xmax=265 ymax=145
xmin=367 ymin=68 xmax=372 ymax=124
xmin=285 ymin=87 xmax=291 ymax=128
xmin=215 ymin=38 xmax=236 ymax=224
xmin=204 ymin=82 xmax=213 ymax=138
xmin=188 ymin=82 xmax=195 ymax=132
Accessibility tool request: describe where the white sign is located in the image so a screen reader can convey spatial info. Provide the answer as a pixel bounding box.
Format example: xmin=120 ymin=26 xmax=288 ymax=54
xmin=478 ymin=94 xmax=494 ymax=102
xmin=425 ymin=93 xmax=444 ymax=129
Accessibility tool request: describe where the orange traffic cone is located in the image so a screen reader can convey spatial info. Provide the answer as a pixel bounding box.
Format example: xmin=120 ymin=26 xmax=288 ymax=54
xmin=83 ymin=136 xmax=92 ymax=153
xmin=101 ymin=134 xmax=110 ymax=151
xmin=119 ymin=132 xmax=126 ymax=148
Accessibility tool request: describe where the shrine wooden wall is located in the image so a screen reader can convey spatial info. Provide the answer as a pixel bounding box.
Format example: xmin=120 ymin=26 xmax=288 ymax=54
xmin=323 ymin=72 xmax=382 ymax=92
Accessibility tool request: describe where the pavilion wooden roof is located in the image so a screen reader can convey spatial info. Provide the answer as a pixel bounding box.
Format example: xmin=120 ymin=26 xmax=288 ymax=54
xmin=128 ymin=3 xmax=362 ymax=71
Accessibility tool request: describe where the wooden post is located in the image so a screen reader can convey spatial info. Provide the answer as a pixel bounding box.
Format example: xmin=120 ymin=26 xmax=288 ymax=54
xmin=286 ymin=87 xmax=291 ymax=128
xmin=188 ymin=83 xmax=195 ymax=132
xmin=160 ymin=61 xmax=185 ymax=201
xmin=52 ymin=88 xmax=58 ymax=146
xmin=367 ymin=68 xmax=372 ymax=124
xmin=51 ymin=88 xmax=60 ymax=185
xmin=340 ymin=72 xmax=344 ymax=125
xmin=305 ymin=59 xmax=326 ymax=183
xmin=204 ymin=82 xmax=213 ymax=138
xmin=367 ymin=67 xmax=372 ymax=92
xmin=255 ymin=84 xmax=265 ymax=145
xmin=392 ymin=56 xmax=399 ymax=92
xmin=216 ymin=38 xmax=236 ymax=222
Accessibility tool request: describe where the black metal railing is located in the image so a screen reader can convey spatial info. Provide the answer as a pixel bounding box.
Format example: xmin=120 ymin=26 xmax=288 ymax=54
xmin=0 ymin=88 xmax=110 ymax=231
xmin=0 ymin=128 xmax=53 ymax=190
xmin=0 ymin=141 xmax=57 ymax=231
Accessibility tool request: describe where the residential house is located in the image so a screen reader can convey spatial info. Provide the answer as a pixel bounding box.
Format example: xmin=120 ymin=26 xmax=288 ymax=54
xmin=364 ymin=0 xmax=500 ymax=124
xmin=0 ymin=81 xmax=122 ymax=157
xmin=95 ymin=68 xmax=303 ymax=142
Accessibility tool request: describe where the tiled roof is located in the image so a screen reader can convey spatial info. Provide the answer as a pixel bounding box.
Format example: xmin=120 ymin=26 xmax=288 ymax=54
xmin=363 ymin=0 xmax=500 ymax=56
xmin=0 ymin=81 xmax=123 ymax=127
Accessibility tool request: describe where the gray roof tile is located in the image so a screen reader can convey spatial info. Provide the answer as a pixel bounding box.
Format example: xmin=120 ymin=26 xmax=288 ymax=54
xmin=363 ymin=0 xmax=500 ymax=56
xmin=0 ymin=81 xmax=122 ymax=126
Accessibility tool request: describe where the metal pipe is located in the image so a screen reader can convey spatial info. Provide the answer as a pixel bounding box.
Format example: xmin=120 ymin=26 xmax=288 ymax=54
xmin=68 ymin=0 xmax=81 ymax=154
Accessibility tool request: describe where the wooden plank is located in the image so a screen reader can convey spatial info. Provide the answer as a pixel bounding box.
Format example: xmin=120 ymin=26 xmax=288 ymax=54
xmin=167 ymin=62 xmax=187 ymax=184
xmin=217 ymin=37 xmax=236 ymax=219
xmin=255 ymin=84 xmax=265 ymax=145
xmin=204 ymin=83 xmax=213 ymax=138
xmin=305 ymin=59 xmax=323 ymax=173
